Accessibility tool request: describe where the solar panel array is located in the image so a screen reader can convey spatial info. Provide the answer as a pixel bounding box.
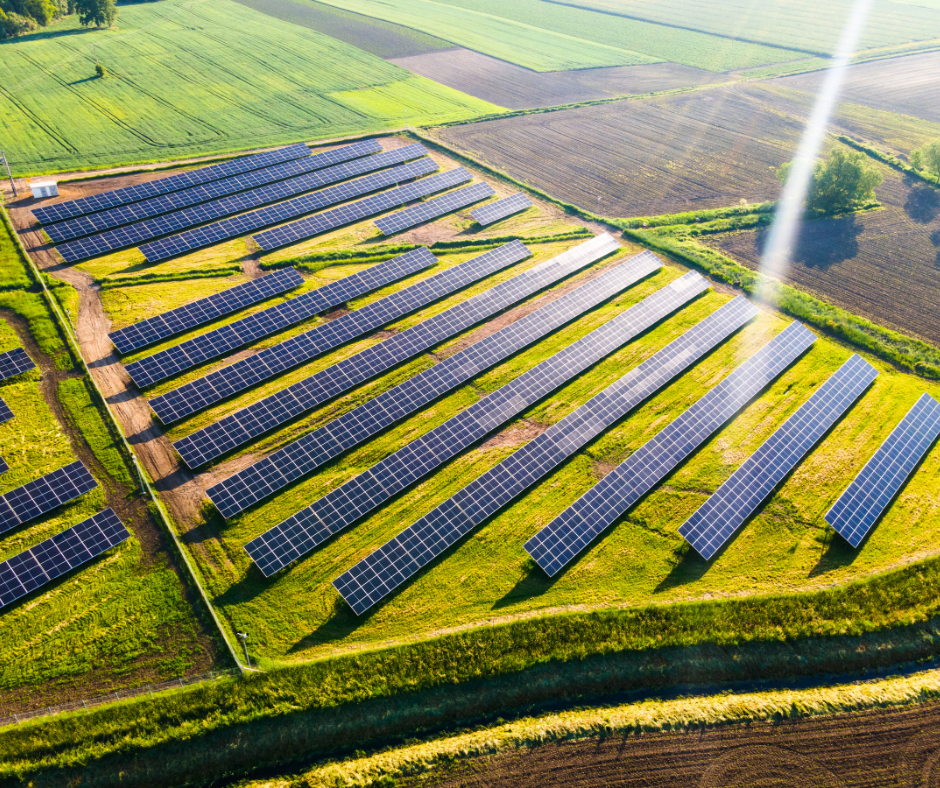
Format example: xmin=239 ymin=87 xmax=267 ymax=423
xmin=109 ymin=268 xmax=304 ymax=355
xmin=128 ymin=248 xmax=436 ymax=390
xmin=56 ymin=145 xmax=428 ymax=263
xmin=525 ymin=322 xmax=818 ymax=577
xmin=471 ymin=194 xmax=534 ymax=227
xmin=0 ymin=509 xmax=129 ymax=610
xmin=209 ymin=250 xmax=662 ymax=519
xmin=331 ymin=295 xmax=757 ymax=611
xmin=0 ymin=461 xmax=98 ymax=536
xmin=375 ymin=182 xmax=495 ymax=235
xmin=175 ymin=235 xmax=582 ymax=467
xmin=0 ymin=457 xmax=8 ymax=476
xmin=0 ymin=348 xmax=35 ymax=381
xmin=247 ymin=267 xmax=708 ymax=578
xmin=0 ymin=398 xmax=12 ymax=426
xmin=140 ymin=157 xmax=439 ymax=264
xmin=45 ymin=141 xmax=382 ymax=243
xmin=33 ymin=144 xmax=312 ymax=224
xmin=152 ymin=242 xmax=525 ymax=423
xmin=826 ymin=393 xmax=940 ymax=547
xmin=679 ymin=354 xmax=878 ymax=559
xmin=253 ymin=167 xmax=474 ymax=252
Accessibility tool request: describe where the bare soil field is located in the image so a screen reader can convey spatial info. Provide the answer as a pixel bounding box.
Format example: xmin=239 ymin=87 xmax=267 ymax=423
xmin=709 ymin=164 xmax=940 ymax=346
xmin=404 ymin=700 xmax=940 ymax=788
xmin=391 ymin=49 xmax=727 ymax=109
xmin=437 ymin=86 xmax=802 ymax=216
xmin=779 ymin=49 xmax=940 ymax=124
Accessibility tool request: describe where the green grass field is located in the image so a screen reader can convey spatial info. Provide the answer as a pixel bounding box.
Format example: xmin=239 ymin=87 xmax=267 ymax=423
xmin=0 ymin=0 xmax=500 ymax=175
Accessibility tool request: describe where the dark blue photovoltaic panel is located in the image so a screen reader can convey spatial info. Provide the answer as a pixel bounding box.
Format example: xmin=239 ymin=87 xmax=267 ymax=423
xmin=0 ymin=456 xmax=8 ymax=476
xmin=0 ymin=461 xmax=98 ymax=535
xmin=0 ymin=348 xmax=35 ymax=381
xmin=128 ymin=248 xmax=436 ymax=391
xmin=825 ymin=392 xmax=940 ymax=547
xmin=56 ymin=145 xmax=429 ymax=263
xmin=45 ymin=141 xmax=382 ymax=242
xmin=140 ymin=157 xmax=439 ymax=264
xmin=0 ymin=509 xmax=129 ymax=610
xmin=679 ymin=354 xmax=878 ymax=560
xmin=471 ymin=194 xmax=534 ymax=227
xmin=0 ymin=398 xmax=12 ymax=426
xmin=522 ymin=322 xmax=818 ymax=579
xmin=253 ymin=168 xmax=473 ymax=251
xmin=109 ymin=268 xmax=304 ymax=355
xmin=248 ymin=267 xmax=714 ymax=578
xmin=374 ymin=182 xmax=495 ymax=235
xmin=34 ymin=144 xmax=313 ymax=224
xmin=330 ymin=297 xmax=765 ymax=611
xmin=209 ymin=250 xmax=663 ymax=519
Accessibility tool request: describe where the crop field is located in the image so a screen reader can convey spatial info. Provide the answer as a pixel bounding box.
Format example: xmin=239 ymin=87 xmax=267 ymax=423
xmin=317 ymin=0 xmax=804 ymax=72
xmin=0 ymin=0 xmax=499 ymax=176
xmin=391 ymin=49 xmax=727 ymax=110
xmin=438 ymin=87 xmax=806 ymax=217
xmin=555 ymin=0 xmax=940 ymax=56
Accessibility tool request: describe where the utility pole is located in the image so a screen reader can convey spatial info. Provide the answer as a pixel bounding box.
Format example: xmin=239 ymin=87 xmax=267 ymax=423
xmin=0 ymin=152 xmax=16 ymax=199
xmin=93 ymin=44 xmax=98 ymax=66
xmin=236 ymin=632 xmax=251 ymax=669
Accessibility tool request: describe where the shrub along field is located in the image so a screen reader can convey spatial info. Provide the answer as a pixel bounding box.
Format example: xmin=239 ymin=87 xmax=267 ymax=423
xmin=0 ymin=0 xmax=499 ymax=175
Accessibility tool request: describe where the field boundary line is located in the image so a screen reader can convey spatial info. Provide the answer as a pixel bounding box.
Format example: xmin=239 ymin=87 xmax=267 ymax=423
xmin=0 ymin=203 xmax=247 ymax=676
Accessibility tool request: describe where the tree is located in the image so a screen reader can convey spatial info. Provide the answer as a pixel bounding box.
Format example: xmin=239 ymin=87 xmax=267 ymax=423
xmin=777 ymin=147 xmax=883 ymax=215
xmin=911 ymin=140 xmax=940 ymax=184
xmin=74 ymin=0 xmax=115 ymax=27
xmin=95 ymin=62 xmax=106 ymax=77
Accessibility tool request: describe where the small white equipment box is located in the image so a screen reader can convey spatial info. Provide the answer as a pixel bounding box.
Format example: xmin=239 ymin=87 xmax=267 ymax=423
xmin=29 ymin=181 xmax=59 ymax=198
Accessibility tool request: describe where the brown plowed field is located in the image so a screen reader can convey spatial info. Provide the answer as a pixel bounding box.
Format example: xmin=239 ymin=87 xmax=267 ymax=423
xmin=438 ymin=86 xmax=802 ymax=216
xmin=391 ymin=48 xmax=726 ymax=109
xmin=779 ymin=50 xmax=940 ymax=124
xmin=710 ymin=165 xmax=940 ymax=346
xmin=406 ymin=700 xmax=940 ymax=787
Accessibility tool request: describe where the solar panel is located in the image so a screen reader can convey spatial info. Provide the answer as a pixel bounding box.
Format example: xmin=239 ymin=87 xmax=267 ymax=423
xmin=0 ymin=348 xmax=35 ymax=381
xmin=374 ymin=182 xmax=495 ymax=235
xmin=33 ymin=144 xmax=314 ymax=225
xmin=127 ymin=249 xmax=434 ymax=390
xmin=471 ymin=194 xmax=534 ymax=227
xmin=209 ymin=250 xmax=663 ymax=519
xmin=0 ymin=456 xmax=8 ymax=476
xmin=56 ymin=145 xmax=429 ymax=263
xmin=139 ymin=156 xmax=440 ymax=265
xmin=45 ymin=141 xmax=382 ymax=242
xmin=522 ymin=323 xmax=819 ymax=577
xmin=247 ymin=269 xmax=712 ymax=578
xmin=175 ymin=234 xmax=619 ymax=470
xmin=0 ymin=509 xmax=129 ymax=610
xmin=331 ymin=296 xmax=762 ymax=611
xmin=826 ymin=393 xmax=940 ymax=547
xmin=0 ymin=461 xmax=98 ymax=536
xmin=253 ymin=167 xmax=474 ymax=252
xmin=679 ymin=354 xmax=878 ymax=560
xmin=0 ymin=398 xmax=12 ymax=426
xmin=109 ymin=268 xmax=305 ymax=356
xmin=151 ymin=242 xmax=530 ymax=423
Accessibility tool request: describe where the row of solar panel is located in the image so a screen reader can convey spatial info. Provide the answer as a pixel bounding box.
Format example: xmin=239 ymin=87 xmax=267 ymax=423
xmin=56 ymin=144 xmax=428 ymax=263
xmin=33 ymin=143 xmax=311 ymax=224
xmin=471 ymin=193 xmax=533 ymax=227
xmin=44 ymin=140 xmax=381 ymax=242
xmin=375 ymin=182 xmax=495 ymax=236
xmin=0 ymin=348 xmax=36 ymax=381
xmin=173 ymin=234 xmax=621 ymax=469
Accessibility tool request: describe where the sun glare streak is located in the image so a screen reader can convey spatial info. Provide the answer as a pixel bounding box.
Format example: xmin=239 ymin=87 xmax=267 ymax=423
xmin=758 ymin=0 xmax=875 ymax=289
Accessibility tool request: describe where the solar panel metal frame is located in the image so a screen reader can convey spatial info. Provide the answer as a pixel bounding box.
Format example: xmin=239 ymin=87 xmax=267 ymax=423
xmin=56 ymin=145 xmax=429 ymax=263
xmin=109 ymin=267 xmax=305 ymax=355
xmin=128 ymin=247 xmax=437 ymax=391
xmin=209 ymin=250 xmax=664 ymax=519
xmin=825 ymin=392 xmax=940 ymax=547
xmin=44 ymin=141 xmax=383 ymax=243
xmin=33 ymin=143 xmax=316 ymax=225
xmin=330 ymin=296 xmax=765 ymax=612
xmin=374 ymin=182 xmax=495 ymax=235
xmin=139 ymin=156 xmax=440 ymax=264
xmin=0 ymin=397 xmax=12 ymax=426
xmin=252 ymin=167 xmax=474 ymax=252
xmin=0 ymin=509 xmax=130 ymax=610
xmin=247 ymin=268 xmax=713 ymax=578
xmin=679 ymin=354 xmax=878 ymax=560
xmin=470 ymin=194 xmax=534 ymax=227
xmin=0 ymin=461 xmax=99 ymax=536
xmin=0 ymin=348 xmax=36 ymax=381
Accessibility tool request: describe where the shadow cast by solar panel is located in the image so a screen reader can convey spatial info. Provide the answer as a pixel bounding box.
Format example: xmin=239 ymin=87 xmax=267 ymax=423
xmin=654 ymin=542 xmax=722 ymax=593
xmin=492 ymin=558 xmax=563 ymax=609
xmin=291 ymin=596 xmax=368 ymax=650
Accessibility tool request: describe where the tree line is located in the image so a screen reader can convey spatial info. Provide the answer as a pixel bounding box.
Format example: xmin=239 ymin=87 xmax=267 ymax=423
xmin=1 ymin=0 xmax=164 ymax=39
